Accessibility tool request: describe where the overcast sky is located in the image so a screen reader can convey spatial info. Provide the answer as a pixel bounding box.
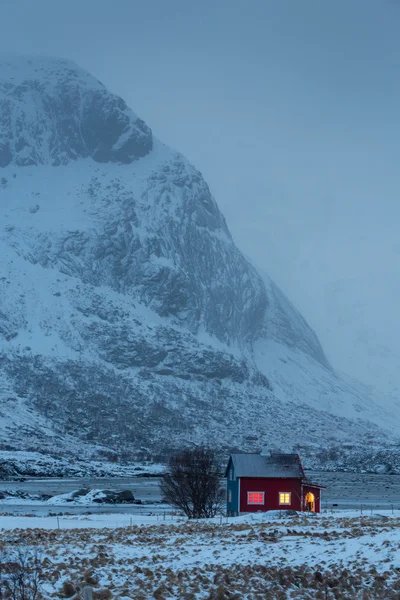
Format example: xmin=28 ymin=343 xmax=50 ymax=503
xmin=2 ymin=1 xmax=399 ymax=204
xmin=2 ymin=0 xmax=400 ymax=384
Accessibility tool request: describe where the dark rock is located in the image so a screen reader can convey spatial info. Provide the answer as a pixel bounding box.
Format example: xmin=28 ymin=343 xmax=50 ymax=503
xmin=283 ymin=510 xmax=300 ymax=517
xmin=39 ymin=494 xmax=52 ymax=501
xmin=116 ymin=489 xmax=135 ymax=503
xmin=91 ymin=489 xmax=135 ymax=504
xmin=71 ymin=488 xmax=91 ymax=498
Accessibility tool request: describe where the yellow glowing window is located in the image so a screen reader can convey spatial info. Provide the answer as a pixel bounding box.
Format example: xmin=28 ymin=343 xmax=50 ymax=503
xmin=247 ymin=492 xmax=264 ymax=505
xmin=279 ymin=492 xmax=291 ymax=505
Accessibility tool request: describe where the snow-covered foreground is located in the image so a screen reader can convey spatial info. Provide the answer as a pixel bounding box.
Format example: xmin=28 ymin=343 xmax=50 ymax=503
xmin=1 ymin=511 xmax=400 ymax=599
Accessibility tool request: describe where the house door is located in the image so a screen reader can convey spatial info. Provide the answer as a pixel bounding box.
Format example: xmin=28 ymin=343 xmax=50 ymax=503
xmin=305 ymin=492 xmax=315 ymax=512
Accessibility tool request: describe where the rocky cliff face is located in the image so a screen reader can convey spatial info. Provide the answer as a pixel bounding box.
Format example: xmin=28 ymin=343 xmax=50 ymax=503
xmin=0 ymin=58 xmax=152 ymax=167
xmin=0 ymin=57 xmax=397 ymax=466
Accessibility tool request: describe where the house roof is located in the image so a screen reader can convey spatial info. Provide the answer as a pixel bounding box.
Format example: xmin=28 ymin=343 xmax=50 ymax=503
xmin=303 ymin=479 xmax=327 ymax=490
xmin=226 ymin=453 xmax=306 ymax=479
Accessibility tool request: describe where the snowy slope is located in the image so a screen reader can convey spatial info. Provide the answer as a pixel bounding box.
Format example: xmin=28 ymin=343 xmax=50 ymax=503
xmin=0 ymin=56 xmax=398 ymax=467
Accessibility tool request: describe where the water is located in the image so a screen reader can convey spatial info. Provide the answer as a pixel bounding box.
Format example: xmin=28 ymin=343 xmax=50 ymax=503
xmin=0 ymin=476 xmax=162 ymax=497
xmin=1 ymin=471 xmax=400 ymax=515
xmin=0 ymin=503 xmax=168 ymax=517
xmin=0 ymin=476 xmax=164 ymax=516
xmin=308 ymin=470 xmax=400 ymax=509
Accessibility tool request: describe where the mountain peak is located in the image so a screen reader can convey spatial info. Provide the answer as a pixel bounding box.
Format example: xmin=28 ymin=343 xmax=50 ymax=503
xmin=0 ymin=56 xmax=395 ymax=467
xmin=0 ymin=55 xmax=152 ymax=167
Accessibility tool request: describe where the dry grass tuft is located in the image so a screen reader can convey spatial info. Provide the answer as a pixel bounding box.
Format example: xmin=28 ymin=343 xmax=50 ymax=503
xmin=60 ymin=581 xmax=76 ymax=598
xmin=93 ymin=588 xmax=112 ymax=600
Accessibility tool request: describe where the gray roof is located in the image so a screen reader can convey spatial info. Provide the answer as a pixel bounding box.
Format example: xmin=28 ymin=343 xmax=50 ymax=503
xmin=226 ymin=453 xmax=305 ymax=479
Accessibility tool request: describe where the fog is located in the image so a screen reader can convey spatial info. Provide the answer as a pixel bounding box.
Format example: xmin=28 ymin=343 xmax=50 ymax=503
xmin=2 ymin=0 xmax=400 ymax=394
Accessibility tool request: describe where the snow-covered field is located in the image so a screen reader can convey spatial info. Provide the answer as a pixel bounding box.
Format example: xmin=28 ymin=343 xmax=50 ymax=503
xmin=1 ymin=510 xmax=400 ymax=599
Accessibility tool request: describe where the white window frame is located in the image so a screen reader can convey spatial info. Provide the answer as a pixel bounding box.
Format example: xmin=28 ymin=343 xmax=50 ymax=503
xmin=279 ymin=492 xmax=291 ymax=505
xmin=247 ymin=491 xmax=265 ymax=505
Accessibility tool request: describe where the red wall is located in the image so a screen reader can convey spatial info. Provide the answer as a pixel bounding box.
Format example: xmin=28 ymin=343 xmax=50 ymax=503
xmin=239 ymin=478 xmax=303 ymax=512
xmin=239 ymin=478 xmax=322 ymax=513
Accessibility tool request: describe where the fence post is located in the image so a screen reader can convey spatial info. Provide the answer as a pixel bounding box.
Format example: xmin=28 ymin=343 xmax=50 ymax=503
xmin=83 ymin=586 xmax=93 ymax=600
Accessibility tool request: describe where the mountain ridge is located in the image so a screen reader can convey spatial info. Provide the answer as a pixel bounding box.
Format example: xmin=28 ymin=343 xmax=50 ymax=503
xmin=0 ymin=57 xmax=398 ymax=468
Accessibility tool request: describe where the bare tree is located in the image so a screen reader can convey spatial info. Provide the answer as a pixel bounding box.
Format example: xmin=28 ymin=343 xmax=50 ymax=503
xmin=160 ymin=447 xmax=224 ymax=518
xmin=0 ymin=550 xmax=41 ymax=600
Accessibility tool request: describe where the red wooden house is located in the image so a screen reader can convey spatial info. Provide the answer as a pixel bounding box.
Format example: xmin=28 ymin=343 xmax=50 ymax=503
xmin=225 ymin=452 xmax=325 ymax=515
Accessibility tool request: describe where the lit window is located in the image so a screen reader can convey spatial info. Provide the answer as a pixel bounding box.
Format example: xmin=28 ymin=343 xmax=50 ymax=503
xmin=228 ymin=490 xmax=232 ymax=502
xmin=279 ymin=492 xmax=291 ymax=505
xmin=247 ymin=492 xmax=264 ymax=505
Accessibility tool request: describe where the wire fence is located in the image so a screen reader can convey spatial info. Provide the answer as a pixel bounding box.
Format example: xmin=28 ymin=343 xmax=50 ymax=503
xmin=323 ymin=501 xmax=400 ymax=515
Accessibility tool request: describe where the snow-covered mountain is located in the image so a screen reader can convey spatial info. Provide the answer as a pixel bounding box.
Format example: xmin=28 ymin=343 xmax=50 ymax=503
xmin=0 ymin=57 xmax=398 ymax=470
